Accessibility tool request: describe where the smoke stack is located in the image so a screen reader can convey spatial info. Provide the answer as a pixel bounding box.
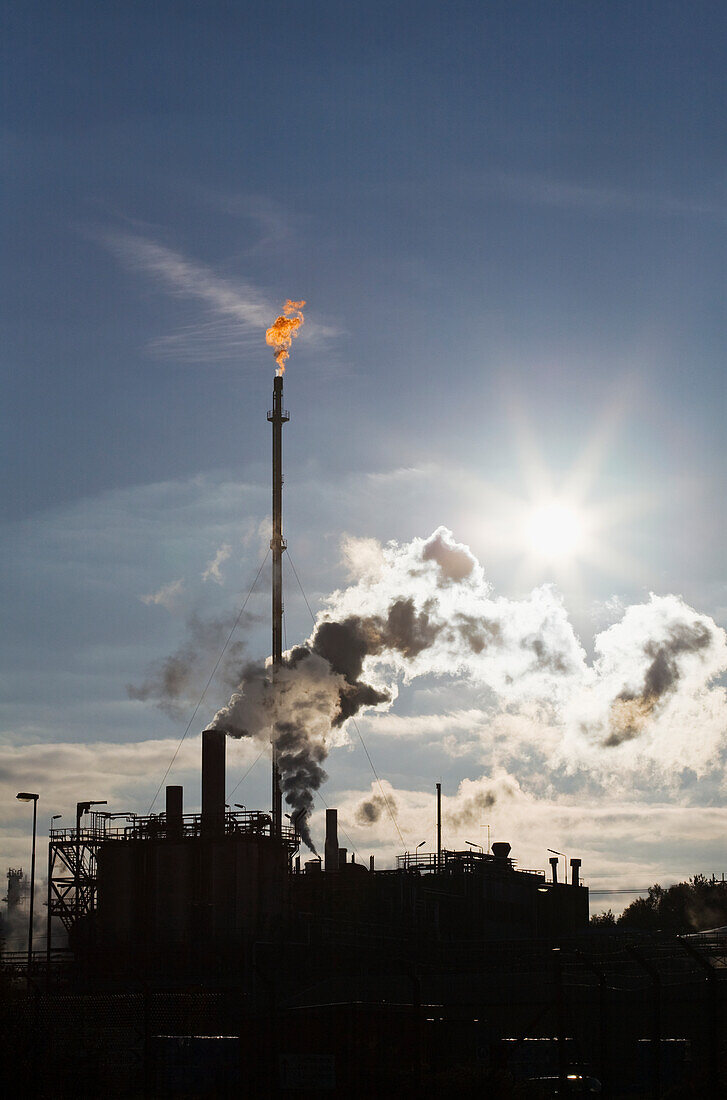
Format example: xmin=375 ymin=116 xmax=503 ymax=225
xmin=202 ymin=729 xmax=226 ymax=836
xmin=338 ymin=847 xmax=347 ymax=869
xmin=549 ymin=856 xmax=559 ymax=884
xmin=325 ymin=809 xmax=339 ymax=872
xmin=570 ymin=858 xmax=582 ymax=887
xmin=369 ymin=855 xmax=375 ymax=872
xmin=436 ymin=782 xmax=442 ymax=872
xmin=491 ymin=841 xmax=511 ymax=861
xmin=268 ymin=373 xmax=289 ymax=836
xmin=166 ymin=785 xmax=183 ymax=838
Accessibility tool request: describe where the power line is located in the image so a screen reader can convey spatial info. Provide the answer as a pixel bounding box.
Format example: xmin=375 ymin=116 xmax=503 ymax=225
xmin=286 ymin=551 xmax=316 ymax=625
xmin=350 ymin=716 xmax=406 ymax=848
xmin=590 ymin=888 xmax=651 ymax=895
xmin=227 ymin=746 xmax=266 ymax=802
xmin=147 ymin=551 xmax=270 ymax=813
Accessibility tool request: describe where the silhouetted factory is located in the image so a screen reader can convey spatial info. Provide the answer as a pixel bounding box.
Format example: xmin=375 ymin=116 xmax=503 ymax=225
xmin=46 ymin=370 xmax=587 ymax=982
xmin=17 ymin=372 xmax=721 ymax=1098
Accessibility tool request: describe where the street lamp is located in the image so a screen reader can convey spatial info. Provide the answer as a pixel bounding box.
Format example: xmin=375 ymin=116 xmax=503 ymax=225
xmin=16 ymin=792 xmax=39 ymax=973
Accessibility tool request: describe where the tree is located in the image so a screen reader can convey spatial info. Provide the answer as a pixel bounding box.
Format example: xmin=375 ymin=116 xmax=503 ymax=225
xmin=590 ymin=909 xmax=616 ymax=926
xmin=617 ymin=875 xmax=727 ymax=933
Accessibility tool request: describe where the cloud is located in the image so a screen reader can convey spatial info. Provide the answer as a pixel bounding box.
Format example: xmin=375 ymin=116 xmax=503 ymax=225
xmin=330 ymin=769 xmax=727 ymax=910
xmin=340 ymin=534 xmax=385 ymax=583
xmin=473 ymin=170 xmax=722 ymax=220
xmin=0 ymin=733 xmax=264 ymax=869
xmin=106 ymin=231 xmax=270 ymax=326
xmin=140 ymin=578 xmax=185 ymax=611
xmin=202 ymin=543 xmax=232 ymax=585
xmin=101 ymin=230 xmax=340 ymax=363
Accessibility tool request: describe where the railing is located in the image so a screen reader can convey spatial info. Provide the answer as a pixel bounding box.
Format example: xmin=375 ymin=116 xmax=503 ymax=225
xmin=50 ymin=810 xmax=298 ymax=848
xmin=395 ymin=849 xmax=547 ymax=877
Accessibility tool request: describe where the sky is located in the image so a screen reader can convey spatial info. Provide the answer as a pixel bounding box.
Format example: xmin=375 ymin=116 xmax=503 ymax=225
xmin=2 ymin=2 xmax=726 ymax=919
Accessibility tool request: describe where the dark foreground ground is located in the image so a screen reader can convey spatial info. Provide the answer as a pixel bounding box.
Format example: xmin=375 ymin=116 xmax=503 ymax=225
xmin=1 ymin=930 xmax=725 ymax=1098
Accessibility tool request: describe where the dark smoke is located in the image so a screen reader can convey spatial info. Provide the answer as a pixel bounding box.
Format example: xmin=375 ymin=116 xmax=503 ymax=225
xmin=606 ymin=620 xmax=713 ymax=746
xmin=422 ymin=528 xmax=477 ymax=582
xmin=211 ymin=598 xmax=446 ymax=850
xmin=448 ymin=788 xmax=497 ymax=828
xmin=275 ymin=721 xmax=328 ymax=852
xmin=522 ymin=634 xmax=574 ymax=674
xmin=311 ymin=598 xmax=441 ymax=724
xmin=453 ymin=614 xmax=501 ymax=654
xmin=356 ymin=788 xmax=398 ymax=825
xmin=128 ymin=612 xmax=255 ymax=716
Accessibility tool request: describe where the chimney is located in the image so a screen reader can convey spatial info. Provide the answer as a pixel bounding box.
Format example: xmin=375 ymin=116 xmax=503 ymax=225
xmin=549 ymin=856 xmax=559 ymax=884
xmin=324 ymin=809 xmax=339 ymax=872
xmin=166 ymin=785 xmax=183 ymax=838
xmin=338 ymin=847 xmax=347 ymax=869
xmin=570 ymin=858 xmax=582 ymax=887
xmin=369 ymin=855 xmax=375 ymax=872
xmin=491 ymin=841 xmax=511 ymax=861
xmin=202 ymin=729 xmax=226 ymax=836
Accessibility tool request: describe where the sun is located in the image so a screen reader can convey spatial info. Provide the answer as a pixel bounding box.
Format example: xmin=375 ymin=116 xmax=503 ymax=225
xmin=527 ymin=501 xmax=585 ymax=561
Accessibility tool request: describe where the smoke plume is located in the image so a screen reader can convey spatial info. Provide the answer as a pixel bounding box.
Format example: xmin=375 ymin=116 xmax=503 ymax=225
xmin=207 ymin=528 xmax=726 ymax=850
xmin=128 ymin=612 xmax=254 ymax=717
xmin=605 ymin=620 xmax=712 ymax=744
xmin=265 ymin=299 xmax=305 ymax=374
xmin=356 ymin=783 xmax=398 ymax=826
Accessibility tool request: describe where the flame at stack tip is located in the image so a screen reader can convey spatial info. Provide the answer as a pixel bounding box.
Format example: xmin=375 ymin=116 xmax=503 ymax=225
xmin=265 ymin=298 xmax=305 ymax=375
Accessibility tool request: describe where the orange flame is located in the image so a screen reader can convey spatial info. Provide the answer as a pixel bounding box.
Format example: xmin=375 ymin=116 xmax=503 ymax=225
xmin=265 ymin=299 xmax=305 ymax=375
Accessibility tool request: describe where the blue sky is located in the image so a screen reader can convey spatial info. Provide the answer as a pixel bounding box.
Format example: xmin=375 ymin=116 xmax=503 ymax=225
xmin=2 ymin=2 xmax=726 ymax=911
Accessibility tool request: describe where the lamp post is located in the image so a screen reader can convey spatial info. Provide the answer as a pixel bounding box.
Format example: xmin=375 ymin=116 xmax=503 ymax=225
xmin=16 ymin=792 xmax=39 ymax=974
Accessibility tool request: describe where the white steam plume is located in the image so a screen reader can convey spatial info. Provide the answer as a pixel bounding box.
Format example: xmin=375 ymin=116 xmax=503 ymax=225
xmin=209 ymin=528 xmax=727 ymax=851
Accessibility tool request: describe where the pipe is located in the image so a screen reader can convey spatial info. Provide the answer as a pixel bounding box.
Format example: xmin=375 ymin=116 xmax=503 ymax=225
xmin=166 ymin=785 xmax=183 ymax=838
xmin=324 ymin=809 xmax=339 ymax=872
xmin=436 ymin=782 xmax=442 ymax=872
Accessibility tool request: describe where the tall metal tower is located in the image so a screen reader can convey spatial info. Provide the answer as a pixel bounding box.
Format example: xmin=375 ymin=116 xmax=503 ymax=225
xmin=268 ymin=374 xmax=288 ymax=835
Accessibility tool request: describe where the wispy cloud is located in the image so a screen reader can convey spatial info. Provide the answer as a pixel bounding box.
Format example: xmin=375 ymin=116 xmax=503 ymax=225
xmin=475 ymin=170 xmax=723 ymax=220
xmin=202 ymin=543 xmax=232 ymax=585
xmin=103 ymin=231 xmax=270 ymax=362
xmin=140 ymin=577 xmax=185 ymax=611
xmin=102 ymin=229 xmax=341 ymax=363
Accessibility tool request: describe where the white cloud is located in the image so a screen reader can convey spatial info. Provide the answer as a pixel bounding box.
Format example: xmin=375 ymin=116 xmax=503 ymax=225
xmin=202 ymin=543 xmax=232 ymax=585
xmin=140 ymin=578 xmax=185 ymax=611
